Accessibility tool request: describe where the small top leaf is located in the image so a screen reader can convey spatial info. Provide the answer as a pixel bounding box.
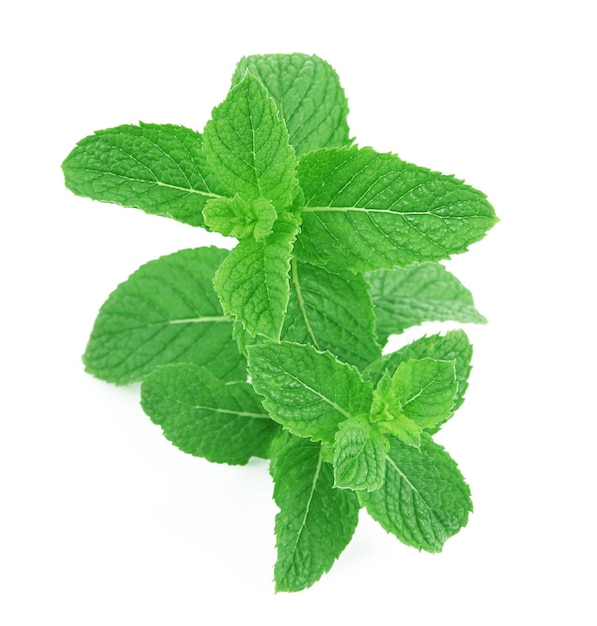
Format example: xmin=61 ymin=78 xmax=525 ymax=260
xmin=333 ymin=416 xmax=387 ymax=491
xmin=233 ymin=53 xmax=352 ymax=156
xmin=365 ymin=331 xmax=473 ymax=424
xmin=389 ymin=358 xmax=458 ymax=429
xmin=213 ymin=214 xmax=300 ymax=340
xmin=203 ymin=73 xmax=300 ymax=212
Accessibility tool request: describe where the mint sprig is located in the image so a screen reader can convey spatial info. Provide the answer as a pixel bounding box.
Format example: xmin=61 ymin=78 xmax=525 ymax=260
xmin=62 ymin=53 xmax=496 ymax=592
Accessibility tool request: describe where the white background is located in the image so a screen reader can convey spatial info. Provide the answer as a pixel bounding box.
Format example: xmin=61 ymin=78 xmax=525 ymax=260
xmin=2 ymin=1 xmax=595 ymax=623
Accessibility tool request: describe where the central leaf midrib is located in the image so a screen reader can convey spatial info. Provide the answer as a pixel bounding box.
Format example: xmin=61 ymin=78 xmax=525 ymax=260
xmin=291 ymin=259 xmax=319 ymax=348
xmin=97 ymin=316 xmax=229 ymax=335
xmin=69 ymin=166 xmax=226 ymax=199
xmin=303 ymin=205 xmax=465 ymax=217
xmin=281 ymin=450 xmax=323 ymax=581
xmin=166 ymin=316 xmax=228 ymax=325
xmin=181 ymin=402 xmax=269 ymax=420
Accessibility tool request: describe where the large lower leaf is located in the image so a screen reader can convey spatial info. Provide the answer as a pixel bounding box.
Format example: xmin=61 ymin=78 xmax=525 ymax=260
xmin=270 ymin=434 xmax=359 ymax=592
xmin=83 ymin=247 xmax=245 ymax=384
xmin=360 ymin=434 xmax=472 ymax=552
xmin=141 ymin=364 xmax=279 ymax=464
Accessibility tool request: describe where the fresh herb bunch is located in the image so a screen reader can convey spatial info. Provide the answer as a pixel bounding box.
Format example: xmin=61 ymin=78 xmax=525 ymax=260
xmin=62 ymin=53 xmax=497 ymax=592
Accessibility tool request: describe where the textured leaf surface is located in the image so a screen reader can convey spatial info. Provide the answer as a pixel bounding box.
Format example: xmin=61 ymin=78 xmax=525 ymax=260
xmin=84 ymin=247 xmax=245 ymax=384
xmin=390 ymin=358 xmax=457 ymax=429
xmin=203 ymin=73 xmax=299 ymax=211
xmin=62 ymin=123 xmax=224 ymax=226
xmin=365 ymin=330 xmax=473 ymax=415
xmin=333 ymin=417 xmax=387 ymax=491
xmin=282 ymin=260 xmax=381 ymax=370
xmin=368 ymin=263 xmax=486 ymax=344
xmin=213 ymin=215 xmax=299 ymax=339
xmin=360 ymin=434 xmax=472 ymax=552
xmin=270 ymin=434 xmax=359 ymax=592
xmin=296 ymin=146 xmax=497 ymax=272
xmin=233 ymin=53 xmax=351 ymax=156
xmin=141 ymin=364 xmax=278 ymax=464
xmin=248 ymin=342 xmax=373 ymax=443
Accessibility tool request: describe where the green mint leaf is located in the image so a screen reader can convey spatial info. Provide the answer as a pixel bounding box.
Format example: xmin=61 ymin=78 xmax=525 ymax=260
xmin=233 ymin=53 xmax=351 ymax=156
xmin=83 ymin=247 xmax=245 ymax=384
xmin=365 ymin=330 xmax=473 ymax=418
xmin=213 ymin=215 xmax=299 ymax=339
xmin=296 ymin=146 xmax=497 ymax=272
xmin=141 ymin=364 xmax=279 ymax=464
xmin=389 ymin=358 xmax=457 ymax=429
xmin=360 ymin=434 xmax=472 ymax=552
xmin=203 ymin=195 xmax=277 ymax=241
xmin=61 ymin=123 xmax=224 ymax=227
xmin=368 ymin=263 xmax=487 ymax=345
xmin=247 ymin=341 xmax=373 ymax=443
xmin=270 ymin=433 xmax=359 ymax=592
xmin=333 ymin=416 xmax=387 ymax=491
xmin=203 ymin=73 xmax=299 ymax=211
xmin=282 ymin=260 xmax=381 ymax=370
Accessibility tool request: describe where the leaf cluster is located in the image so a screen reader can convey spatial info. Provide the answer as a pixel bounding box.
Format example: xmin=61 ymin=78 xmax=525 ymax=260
xmin=62 ymin=53 xmax=496 ymax=592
